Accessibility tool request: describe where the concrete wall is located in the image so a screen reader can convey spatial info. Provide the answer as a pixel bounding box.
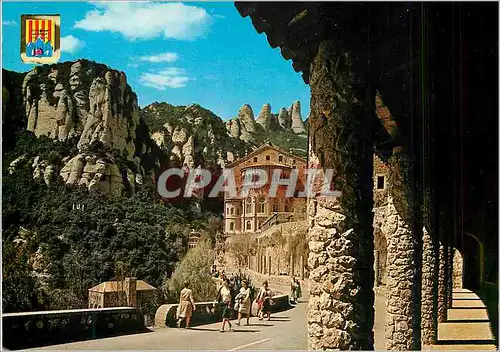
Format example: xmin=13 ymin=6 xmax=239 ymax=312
xmin=2 ymin=307 xmax=145 ymax=350
xmin=155 ymin=294 xmax=291 ymax=328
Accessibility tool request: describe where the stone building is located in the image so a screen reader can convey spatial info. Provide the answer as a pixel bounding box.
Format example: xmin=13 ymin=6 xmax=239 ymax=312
xmin=188 ymin=230 xmax=201 ymax=249
xmin=239 ymin=153 xmax=391 ymax=282
xmin=223 ymin=143 xmax=307 ymax=234
xmin=88 ymin=277 xmax=156 ymax=309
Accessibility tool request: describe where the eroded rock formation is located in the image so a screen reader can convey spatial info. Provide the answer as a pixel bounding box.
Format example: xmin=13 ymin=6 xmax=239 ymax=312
xmin=255 ymin=103 xmax=272 ymax=131
xmin=290 ymin=101 xmax=306 ymax=134
xmin=23 ymin=60 xmax=140 ymax=158
xmin=142 ymin=102 xmax=250 ymax=168
xmin=5 ymin=60 xmax=160 ymax=195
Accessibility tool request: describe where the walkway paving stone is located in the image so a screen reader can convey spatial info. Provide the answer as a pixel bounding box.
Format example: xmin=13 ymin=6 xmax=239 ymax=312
xmin=424 ymin=289 xmax=496 ymax=351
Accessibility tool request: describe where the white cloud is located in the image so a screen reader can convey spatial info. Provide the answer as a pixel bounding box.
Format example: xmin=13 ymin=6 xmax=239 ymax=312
xmin=139 ymin=68 xmax=189 ymax=90
xmin=74 ymin=3 xmax=212 ymax=40
xmin=3 ymin=20 xmax=17 ymax=26
xmin=139 ymin=52 xmax=178 ymax=63
xmin=127 ymin=63 xmax=139 ymax=68
xmin=61 ymin=35 xmax=85 ymax=53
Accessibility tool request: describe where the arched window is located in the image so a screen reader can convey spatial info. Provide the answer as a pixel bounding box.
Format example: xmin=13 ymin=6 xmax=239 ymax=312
xmin=279 ymin=155 xmax=283 ymax=162
xmin=259 ymin=199 xmax=265 ymax=213
xmin=230 ymin=208 xmax=234 ymax=215
xmin=246 ymin=221 xmax=251 ymax=230
xmin=246 ymin=198 xmax=252 ymax=214
xmin=230 ymin=222 xmax=234 ymax=231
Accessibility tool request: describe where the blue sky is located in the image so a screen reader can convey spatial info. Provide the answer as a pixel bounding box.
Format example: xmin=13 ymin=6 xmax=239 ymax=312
xmin=2 ymin=2 xmax=310 ymax=120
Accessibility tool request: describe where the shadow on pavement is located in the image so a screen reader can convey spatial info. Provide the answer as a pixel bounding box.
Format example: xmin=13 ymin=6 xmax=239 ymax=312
xmin=230 ymin=329 xmax=261 ymax=333
xmin=186 ymin=327 xmax=221 ymax=332
xmin=248 ymin=323 xmax=273 ymax=327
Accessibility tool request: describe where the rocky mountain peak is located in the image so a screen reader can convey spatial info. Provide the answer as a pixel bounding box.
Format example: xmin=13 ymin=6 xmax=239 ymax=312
xmin=4 ymin=60 xmax=162 ymax=196
xmin=291 ymin=100 xmax=306 ymax=134
xmin=255 ymin=103 xmax=272 ymax=131
xmin=238 ymin=104 xmax=255 ymax=120
xmin=278 ymin=107 xmax=291 ymax=129
xmin=22 ymin=59 xmax=141 ymax=158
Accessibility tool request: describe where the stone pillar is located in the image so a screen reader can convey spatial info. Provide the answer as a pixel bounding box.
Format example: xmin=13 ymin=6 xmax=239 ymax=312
xmin=307 ymin=40 xmax=374 ymax=350
xmin=446 ymin=244 xmax=454 ymax=307
xmin=437 ymin=242 xmax=447 ymax=322
xmin=385 ymin=150 xmax=421 ymax=350
xmin=452 ymin=249 xmax=463 ymax=289
xmin=124 ymin=277 xmax=137 ymax=307
xmin=421 ymin=227 xmax=437 ymax=345
xmin=374 ymin=250 xmax=380 ymax=287
xmin=268 ymin=256 xmax=272 ymax=275
xmin=290 ymin=255 xmax=294 ymax=277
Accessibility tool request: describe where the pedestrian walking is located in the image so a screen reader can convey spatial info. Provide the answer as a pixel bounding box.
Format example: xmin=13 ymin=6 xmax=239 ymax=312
xmin=176 ymin=281 xmax=196 ymax=328
xmin=235 ymin=280 xmax=251 ymax=326
xmin=290 ymin=278 xmax=297 ymax=302
xmin=216 ymin=278 xmax=233 ymax=332
xmin=256 ymin=281 xmax=272 ymax=321
xmin=291 ymin=277 xmax=302 ymax=302
xmin=295 ymin=278 xmax=302 ymax=301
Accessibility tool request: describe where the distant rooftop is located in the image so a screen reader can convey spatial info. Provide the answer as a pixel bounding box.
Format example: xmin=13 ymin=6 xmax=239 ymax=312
xmin=88 ymin=279 xmax=156 ymax=293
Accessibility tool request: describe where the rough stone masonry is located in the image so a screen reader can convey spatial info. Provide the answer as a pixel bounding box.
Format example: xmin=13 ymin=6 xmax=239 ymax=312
xmin=306 ymin=39 xmax=374 ymax=350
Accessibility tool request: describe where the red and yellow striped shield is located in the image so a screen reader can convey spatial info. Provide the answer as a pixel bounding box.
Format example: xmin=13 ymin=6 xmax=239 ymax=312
xmin=21 ymin=14 xmax=60 ymax=64
xmin=25 ymin=18 xmax=56 ymax=45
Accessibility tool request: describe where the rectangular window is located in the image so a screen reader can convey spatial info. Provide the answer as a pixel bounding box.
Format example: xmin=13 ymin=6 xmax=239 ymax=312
xmin=266 ymin=155 xmax=270 ymax=161
xmin=279 ymin=155 xmax=283 ymax=162
xmin=253 ymin=157 xmax=258 ymax=162
xmin=377 ymin=175 xmax=385 ymax=190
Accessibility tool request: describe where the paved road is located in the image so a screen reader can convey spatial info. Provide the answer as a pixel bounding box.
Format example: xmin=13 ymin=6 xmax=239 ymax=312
xmin=33 ymin=285 xmax=387 ymax=351
xmin=34 ymin=299 xmax=308 ymax=350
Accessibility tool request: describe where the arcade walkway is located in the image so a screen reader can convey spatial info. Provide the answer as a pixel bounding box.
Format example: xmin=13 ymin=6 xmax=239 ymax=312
xmin=425 ymin=288 xmax=496 ymax=350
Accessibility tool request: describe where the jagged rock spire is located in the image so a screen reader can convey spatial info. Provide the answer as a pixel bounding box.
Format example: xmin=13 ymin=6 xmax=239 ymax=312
xmin=256 ymin=103 xmax=272 ymax=131
xmin=291 ymin=101 xmax=306 ymax=134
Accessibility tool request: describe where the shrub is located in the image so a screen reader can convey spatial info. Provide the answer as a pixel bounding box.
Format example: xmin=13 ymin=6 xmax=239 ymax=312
xmin=163 ymin=240 xmax=217 ymax=303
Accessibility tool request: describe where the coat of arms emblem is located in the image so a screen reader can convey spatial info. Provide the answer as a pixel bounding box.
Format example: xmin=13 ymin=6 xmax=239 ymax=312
xmin=21 ymin=14 xmax=60 ymax=64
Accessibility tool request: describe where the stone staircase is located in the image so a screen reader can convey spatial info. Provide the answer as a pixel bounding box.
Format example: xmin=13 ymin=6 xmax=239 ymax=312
xmin=425 ymin=288 xmax=497 ymax=350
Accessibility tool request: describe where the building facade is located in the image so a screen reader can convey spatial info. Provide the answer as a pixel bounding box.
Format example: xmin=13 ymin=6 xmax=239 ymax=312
xmin=223 ymin=144 xmax=307 ymax=234
xmin=88 ymin=277 xmax=156 ymax=309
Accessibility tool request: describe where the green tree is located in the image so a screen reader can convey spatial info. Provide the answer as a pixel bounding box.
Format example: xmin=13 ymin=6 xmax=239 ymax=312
xmin=163 ymin=240 xmax=217 ymax=303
